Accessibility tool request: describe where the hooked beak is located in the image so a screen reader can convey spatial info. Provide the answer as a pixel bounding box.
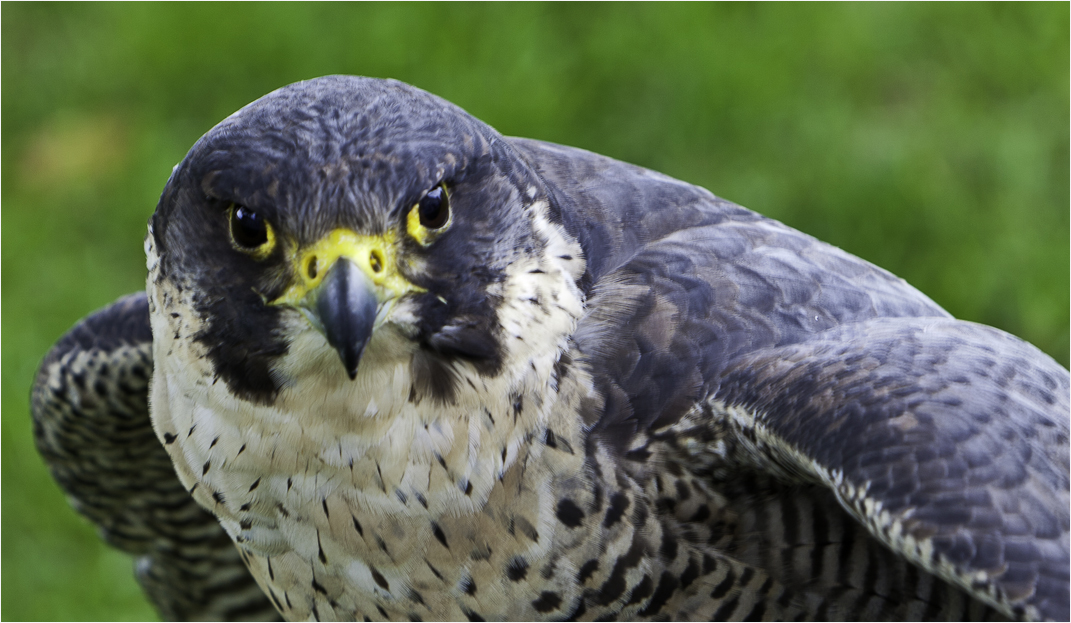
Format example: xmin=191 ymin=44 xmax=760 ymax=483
xmin=314 ymin=259 xmax=376 ymax=380
xmin=270 ymin=229 xmax=425 ymax=379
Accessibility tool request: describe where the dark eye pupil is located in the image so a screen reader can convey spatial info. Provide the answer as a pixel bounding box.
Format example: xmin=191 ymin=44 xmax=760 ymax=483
xmin=418 ymin=186 xmax=449 ymax=229
xmin=231 ymin=205 xmax=268 ymax=248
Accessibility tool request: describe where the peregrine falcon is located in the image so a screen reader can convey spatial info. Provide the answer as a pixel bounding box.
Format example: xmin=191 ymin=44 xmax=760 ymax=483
xmin=32 ymin=76 xmax=1069 ymax=622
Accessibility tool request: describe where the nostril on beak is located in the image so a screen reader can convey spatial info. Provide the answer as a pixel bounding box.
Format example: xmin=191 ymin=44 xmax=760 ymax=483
xmin=307 ymin=256 xmax=318 ymax=279
xmin=370 ymin=251 xmax=383 ymax=273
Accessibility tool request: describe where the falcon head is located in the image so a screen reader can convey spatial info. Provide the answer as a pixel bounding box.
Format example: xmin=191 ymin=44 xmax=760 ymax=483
xmin=147 ymin=76 xmax=584 ymax=412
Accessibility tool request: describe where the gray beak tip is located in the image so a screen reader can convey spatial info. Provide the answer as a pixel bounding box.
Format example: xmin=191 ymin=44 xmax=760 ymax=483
xmin=314 ymin=260 xmax=377 ymax=380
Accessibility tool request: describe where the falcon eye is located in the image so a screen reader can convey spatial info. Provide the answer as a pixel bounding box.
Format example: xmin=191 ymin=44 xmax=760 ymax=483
xmin=229 ymin=204 xmax=276 ymax=259
xmin=418 ymin=186 xmax=449 ymax=229
xmin=406 ymin=184 xmax=452 ymax=246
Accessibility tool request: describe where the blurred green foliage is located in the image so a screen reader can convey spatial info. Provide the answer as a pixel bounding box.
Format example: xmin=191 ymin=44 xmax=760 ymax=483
xmin=2 ymin=3 xmax=1067 ymax=620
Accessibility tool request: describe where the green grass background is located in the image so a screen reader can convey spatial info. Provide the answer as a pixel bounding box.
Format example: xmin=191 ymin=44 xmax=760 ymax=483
xmin=3 ymin=4 xmax=1067 ymax=620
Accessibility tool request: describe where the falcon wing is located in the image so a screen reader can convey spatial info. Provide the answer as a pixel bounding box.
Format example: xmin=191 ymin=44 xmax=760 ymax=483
xmin=513 ymin=137 xmax=1070 ymax=621
xmin=31 ymin=292 xmax=278 ymax=621
xmin=715 ymin=318 xmax=1070 ymax=621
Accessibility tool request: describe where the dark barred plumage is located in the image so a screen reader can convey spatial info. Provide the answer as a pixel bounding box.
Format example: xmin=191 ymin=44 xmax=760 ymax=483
xmin=31 ymin=77 xmax=1069 ymax=622
xmin=31 ymin=293 xmax=279 ymax=621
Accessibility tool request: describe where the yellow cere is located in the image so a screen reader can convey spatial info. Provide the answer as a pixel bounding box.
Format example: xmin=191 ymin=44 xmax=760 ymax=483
xmin=271 ymin=228 xmax=425 ymax=307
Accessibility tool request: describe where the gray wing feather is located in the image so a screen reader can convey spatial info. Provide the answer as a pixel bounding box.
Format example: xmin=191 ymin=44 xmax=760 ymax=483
xmin=716 ymin=318 xmax=1069 ymax=621
xmin=512 ymin=136 xmax=950 ymax=435
xmin=514 ymin=138 xmax=1070 ymax=620
xmin=31 ymin=292 xmax=278 ymax=621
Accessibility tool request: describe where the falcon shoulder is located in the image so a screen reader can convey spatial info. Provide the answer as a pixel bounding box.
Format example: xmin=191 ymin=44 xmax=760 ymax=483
xmin=31 ymin=292 xmax=277 ymax=621
xmin=512 ymin=137 xmax=1070 ymax=621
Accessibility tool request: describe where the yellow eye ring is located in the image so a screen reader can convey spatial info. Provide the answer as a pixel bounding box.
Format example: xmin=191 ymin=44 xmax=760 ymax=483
xmin=406 ymin=184 xmax=451 ymax=246
xmin=229 ymin=204 xmax=276 ymax=260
